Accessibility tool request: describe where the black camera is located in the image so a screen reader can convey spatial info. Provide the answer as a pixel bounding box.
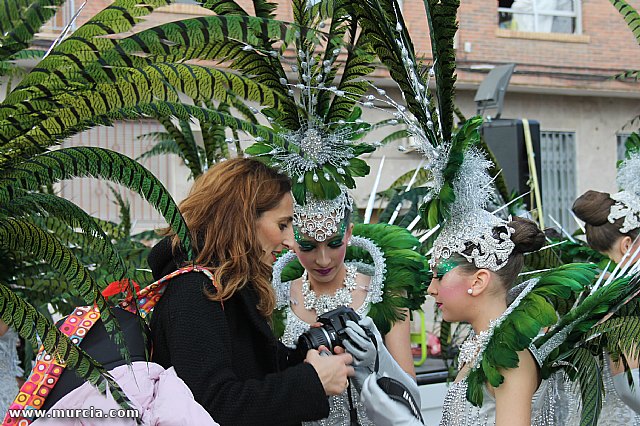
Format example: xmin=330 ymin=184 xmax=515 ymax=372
xmin=296 ymin=306 xmax=362 ymax=355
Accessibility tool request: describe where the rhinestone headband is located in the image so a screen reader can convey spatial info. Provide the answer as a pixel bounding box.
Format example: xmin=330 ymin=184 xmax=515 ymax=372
xmin=607 ymin=152 xmax=640 ymax=234
xmin=293 ymin=190 xmax=353 ymax=242
xmin=431 ymin=209 xmax=515 ymax=272
xmin=608 ymin=191 xmax=640 ymax=234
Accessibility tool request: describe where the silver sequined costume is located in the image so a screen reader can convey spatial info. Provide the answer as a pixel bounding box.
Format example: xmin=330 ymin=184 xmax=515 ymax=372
xmin=277 ymin=268 xmax=375 ymax=426
xmin=558 ymin=359 xmax=640 ymax=426
xmin=440 ymin=369 xmax=556 ymax=425
xmin=0 ymin=329 xmax=22 ymax=415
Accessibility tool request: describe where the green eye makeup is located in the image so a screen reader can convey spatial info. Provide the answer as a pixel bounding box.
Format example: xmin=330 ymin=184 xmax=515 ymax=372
xmin=434 ymin=258 xmax=459 ymax=278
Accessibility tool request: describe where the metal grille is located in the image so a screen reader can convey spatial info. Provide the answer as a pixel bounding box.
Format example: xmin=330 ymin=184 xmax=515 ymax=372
xmin=540 ymin=131 xmax=577 ymax=233
xmin=60 ymin=121 xmax=180 ymax=234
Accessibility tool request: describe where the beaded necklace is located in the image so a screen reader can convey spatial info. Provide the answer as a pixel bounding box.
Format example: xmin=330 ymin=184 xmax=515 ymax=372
xmin=301 ymin=264 xmax=358 ymax=315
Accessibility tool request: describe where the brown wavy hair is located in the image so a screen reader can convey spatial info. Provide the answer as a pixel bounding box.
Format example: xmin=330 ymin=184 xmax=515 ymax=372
xmin=167 ymin=158 xmax=291 ymax=316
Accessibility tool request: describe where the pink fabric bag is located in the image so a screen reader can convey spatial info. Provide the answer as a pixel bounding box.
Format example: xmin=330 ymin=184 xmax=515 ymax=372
xmin=31 ymin=362 xmax=218 ymax=426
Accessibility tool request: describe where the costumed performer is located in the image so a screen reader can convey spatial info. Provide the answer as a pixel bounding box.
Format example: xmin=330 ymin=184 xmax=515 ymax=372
xmin=571 ymin=149 xmax=640 ymax=424
xmin=271 ymin=185 xmax=427 ymax=425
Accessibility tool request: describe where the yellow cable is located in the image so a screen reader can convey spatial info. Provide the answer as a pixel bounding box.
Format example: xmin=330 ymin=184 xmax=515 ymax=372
xmin=522 ymin=119 xmax=544 ymax=229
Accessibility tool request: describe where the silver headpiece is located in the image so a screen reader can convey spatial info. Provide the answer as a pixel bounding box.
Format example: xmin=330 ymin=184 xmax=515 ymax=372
xmin=431 ymin=210 xmax=515 ymax=271
xmin=293 ymin=189 xmax=353 ymax=242
xmin=607 ymin=152 xmax=640 ymax=234
xmin=430 ymin=145 xmax=516 ymax=271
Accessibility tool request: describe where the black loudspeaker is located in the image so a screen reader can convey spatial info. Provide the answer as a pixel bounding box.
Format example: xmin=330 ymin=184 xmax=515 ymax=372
xmin=480 ymin=119 xmax=542 ymax=207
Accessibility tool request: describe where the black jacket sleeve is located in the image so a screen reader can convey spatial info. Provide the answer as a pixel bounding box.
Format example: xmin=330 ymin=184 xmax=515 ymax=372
xmin=155 ymin=274 xmax=329 ymax=425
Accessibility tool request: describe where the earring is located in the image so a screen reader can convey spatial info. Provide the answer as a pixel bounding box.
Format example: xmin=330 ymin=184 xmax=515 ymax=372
xmin=467 ymin=288 xmax=473 ymax=295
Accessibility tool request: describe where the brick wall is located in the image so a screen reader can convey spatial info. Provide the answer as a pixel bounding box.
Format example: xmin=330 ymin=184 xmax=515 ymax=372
xmin=68 ymin=1 xmax=640 ymax=94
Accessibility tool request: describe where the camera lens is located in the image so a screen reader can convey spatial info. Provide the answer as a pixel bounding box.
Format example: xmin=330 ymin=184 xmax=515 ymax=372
xmin=297 ymin=326 xmax=335 ymax=354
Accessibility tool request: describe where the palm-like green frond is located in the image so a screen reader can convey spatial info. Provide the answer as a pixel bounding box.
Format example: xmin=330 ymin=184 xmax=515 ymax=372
xmin=325 ymin=34 xmax=375 ymax=124
xmin=423 ymin=0 xmax=458 ymax=142
xmin=609 ymin=0 xmax=640 ymax=45
xmin=137 ymin=138 xmax=188 ymax=163
xmin=378 ymin=186 xmax=431 ymax=229
xmin=1 ymin=192 xmax=127 ymax=277
xmin=5 ymin=0 xmax=171 ymax=105
xmin=0 ymin=147 xmax=192 ymax=259
xmin=0 ymin=218 xmax=128 ymax=356
xmin=145 ymin=115 xmax=201 ymax=177
xmin=0 ymin=0 xmax=67 ymax=60
xmin=568 ymin=348 xmax=604 ymax=426
xmin=384 ymin=166 xmax=433 ymax=192
xmin=614 ymin=70 xmax=640 ymax=80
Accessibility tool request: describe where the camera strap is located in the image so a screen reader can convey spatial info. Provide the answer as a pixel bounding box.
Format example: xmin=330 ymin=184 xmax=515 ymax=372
xmin=376 ymin=376 xmax=424 ymax=424
xmin=346 ymin=380 xmax=359 ymax=425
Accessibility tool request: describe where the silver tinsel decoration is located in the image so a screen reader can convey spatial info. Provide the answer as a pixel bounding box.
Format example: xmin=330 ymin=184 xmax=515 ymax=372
xmin=269 ymin=125 xmax=357 ymax=182
xmin=608 ymin=152 xmax=640 ymax=233
xmin=431 ymin=146 xmax=515 ymax=272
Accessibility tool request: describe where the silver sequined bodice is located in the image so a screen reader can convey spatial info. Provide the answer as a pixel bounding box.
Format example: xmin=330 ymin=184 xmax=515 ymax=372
xmin=281 ymin=281 xmax=373 ymax=426
xmin=440 ymin=376 xmax=556 ymax=426
xmin=559 ymin=360 xmax=640 ymax=426
xmin=0 ymin=329 xmax=22 ymax=414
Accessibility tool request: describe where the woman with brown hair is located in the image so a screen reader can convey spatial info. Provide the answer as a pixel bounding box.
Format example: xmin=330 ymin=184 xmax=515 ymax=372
xmin=148 ymin=158 xmax=354 ymax=426
xmin=572 ymin=190 xmax=639 ymax=264
xmin=571 ymin=151 xmax=640 ymax=424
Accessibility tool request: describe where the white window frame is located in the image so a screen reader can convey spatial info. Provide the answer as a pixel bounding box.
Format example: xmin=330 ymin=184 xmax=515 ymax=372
xmin=498 ymin=0 xmax=582 ymax=34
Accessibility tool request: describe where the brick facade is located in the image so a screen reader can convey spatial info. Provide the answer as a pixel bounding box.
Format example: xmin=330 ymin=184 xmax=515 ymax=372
xmin=35 ymin=1 xmax=640 ymax=229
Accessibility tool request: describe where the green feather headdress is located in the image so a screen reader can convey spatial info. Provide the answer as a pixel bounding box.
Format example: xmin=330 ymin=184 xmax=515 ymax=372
xmin=241 ymin=0 xmax=381 ymax=210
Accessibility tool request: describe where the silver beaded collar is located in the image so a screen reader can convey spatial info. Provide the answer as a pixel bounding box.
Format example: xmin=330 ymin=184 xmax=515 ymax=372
xmin=272 ymin=236 xmax=386 ymax=310
xmin=301 ymin=264 xmax=358 ymax=315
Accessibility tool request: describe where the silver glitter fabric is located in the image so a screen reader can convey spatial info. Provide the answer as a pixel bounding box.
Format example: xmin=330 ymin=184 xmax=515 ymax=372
xmin=280 ymin=290 xmax=373 ymax=426
xmin=294 ymin=190 xmax=353 ymax=242
xmin=273 ymin=251 xmax=297 ymax=309
xmin=349 ymin=236 xmax=385 ymax=305
xmin=439 ymin=374 xmax=556 ymax=426
xmin=608 ymin=152 xmax=640 ymax=234
xmin=558 ymin=360 xmax=640 ymax=426
xmin=431 ymin=209 xmax=515 ymax=272
xmin=430 ymin=146 xmax=516 ymax=272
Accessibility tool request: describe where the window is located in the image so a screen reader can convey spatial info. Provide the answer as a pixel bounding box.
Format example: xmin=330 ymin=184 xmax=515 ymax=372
xmin=498 ymin=0 xmax=582 ymax=34
xmin=41 ymin=0 xmax=78 ymax=33
xmin=540 ymin=130 xmax=577 ymax=232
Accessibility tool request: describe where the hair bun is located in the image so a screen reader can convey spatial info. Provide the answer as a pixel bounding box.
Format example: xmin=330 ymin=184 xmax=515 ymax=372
xmin=508 ymin=216 xmax=545 ymax=254
xmin=572 ymin=190 xmax=615 ymax=226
